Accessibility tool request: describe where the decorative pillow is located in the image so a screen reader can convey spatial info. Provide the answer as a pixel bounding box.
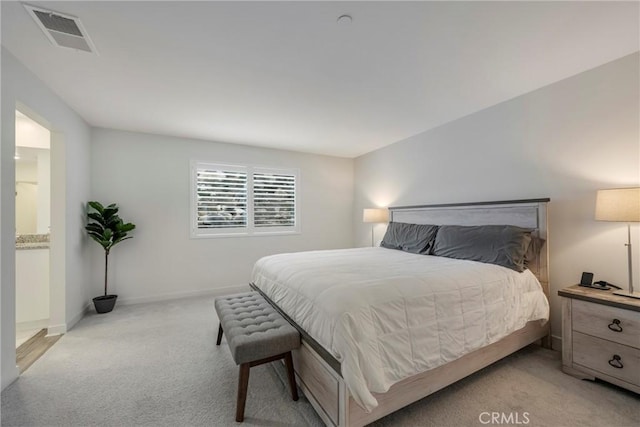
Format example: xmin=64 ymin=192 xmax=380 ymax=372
xmin=432 ymin=225 xmax=533 ymax=272
xmin=525 ymin=235 xmax=546 ymax=266
xmin=380 ymin=222 xmax=439 ymax=255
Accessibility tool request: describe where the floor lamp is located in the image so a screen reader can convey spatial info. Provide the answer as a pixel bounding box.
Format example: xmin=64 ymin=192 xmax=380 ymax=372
xmin=595 ymin=187 xmax=640 ymax=299
xmin=363 ymin=208 xmax=389 ymax=247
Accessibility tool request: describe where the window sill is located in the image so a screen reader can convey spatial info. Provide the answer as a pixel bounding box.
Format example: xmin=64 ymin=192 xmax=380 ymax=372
xmin=190 ymin=230 xmax=301 ymax=239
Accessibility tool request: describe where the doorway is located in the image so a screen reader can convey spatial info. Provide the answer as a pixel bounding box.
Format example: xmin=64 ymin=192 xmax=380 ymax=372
xmin=15 ymin=110 xmax=51 ymax=350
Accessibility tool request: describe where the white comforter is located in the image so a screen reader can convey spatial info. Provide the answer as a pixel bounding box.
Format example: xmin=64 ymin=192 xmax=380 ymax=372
xmin=252 ymin=247 xmax=549 ymax=412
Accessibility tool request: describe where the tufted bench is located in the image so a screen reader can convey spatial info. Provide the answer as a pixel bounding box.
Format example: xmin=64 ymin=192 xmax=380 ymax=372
xmin=214 ymin=291 xmax=300 ymax=422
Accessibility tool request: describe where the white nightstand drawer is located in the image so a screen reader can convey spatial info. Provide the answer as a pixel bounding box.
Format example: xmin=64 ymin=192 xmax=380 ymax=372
xmin=573 ymin=331 xmax=640 ymax=386
xmin=572 ymin=299 xmax=640 ymax=348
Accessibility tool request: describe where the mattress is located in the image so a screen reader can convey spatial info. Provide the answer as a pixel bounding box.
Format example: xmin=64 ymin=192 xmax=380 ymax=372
xmin=252 ymin=247 xmax=549 ymax=412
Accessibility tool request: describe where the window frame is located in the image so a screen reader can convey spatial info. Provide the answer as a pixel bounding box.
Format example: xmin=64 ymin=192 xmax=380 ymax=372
xmin=190 ymin=161 xmax=300 ymax=238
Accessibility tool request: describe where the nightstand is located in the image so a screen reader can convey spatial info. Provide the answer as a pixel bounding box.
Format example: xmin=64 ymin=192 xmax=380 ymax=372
xmin=559 ymin=285 xmax=640 ymax=393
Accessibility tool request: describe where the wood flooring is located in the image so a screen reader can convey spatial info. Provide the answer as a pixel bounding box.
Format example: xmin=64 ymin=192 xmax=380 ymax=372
xmin=16 ymin=329 xmax=62 ymax=373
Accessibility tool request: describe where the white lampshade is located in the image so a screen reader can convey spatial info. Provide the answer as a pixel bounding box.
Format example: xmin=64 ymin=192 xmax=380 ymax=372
xmin=363 ymin=208 xmax=389 ymax=223
xmin=595 ymin=188 xmax=640 ymax=222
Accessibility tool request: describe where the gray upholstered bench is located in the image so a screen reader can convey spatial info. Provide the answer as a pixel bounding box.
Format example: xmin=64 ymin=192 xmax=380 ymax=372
xmin=214 ymin=291 xmax=300 ymax=422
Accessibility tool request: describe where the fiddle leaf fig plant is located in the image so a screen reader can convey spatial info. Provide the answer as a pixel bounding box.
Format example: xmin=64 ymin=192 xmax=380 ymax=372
xmin=85 ymin=201 xmax=136 ymax=298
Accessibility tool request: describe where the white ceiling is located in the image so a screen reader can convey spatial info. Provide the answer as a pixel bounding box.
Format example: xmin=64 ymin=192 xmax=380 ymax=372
xmin=2 ymin=1 xmax=638 ymax=158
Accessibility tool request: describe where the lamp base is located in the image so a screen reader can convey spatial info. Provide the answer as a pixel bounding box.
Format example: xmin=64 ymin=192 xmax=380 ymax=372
xmin=613 ymin=289 xmax=640 ymax=300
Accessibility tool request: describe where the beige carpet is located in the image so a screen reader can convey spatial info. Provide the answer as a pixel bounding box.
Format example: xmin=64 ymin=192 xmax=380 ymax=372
xmin=2 ymin=297 xmax=638 ymax=426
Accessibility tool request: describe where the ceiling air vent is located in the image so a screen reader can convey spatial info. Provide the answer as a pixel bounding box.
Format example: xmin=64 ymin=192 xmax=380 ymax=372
xmin=24 ymin=4 xmax=97 ymax=54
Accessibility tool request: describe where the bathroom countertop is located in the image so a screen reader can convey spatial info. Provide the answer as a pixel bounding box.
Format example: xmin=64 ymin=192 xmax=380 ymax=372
xmin=16 ymin=234 xmax=50 ymax=250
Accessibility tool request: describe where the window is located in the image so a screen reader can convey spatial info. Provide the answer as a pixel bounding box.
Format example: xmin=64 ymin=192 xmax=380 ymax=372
xmin=194 ymin=165 xmax=248 ymax=230
xmin=191 ymin=162 xmax=299 ymax=237
xmin=253 ymin=170 xmax=296 ymax=228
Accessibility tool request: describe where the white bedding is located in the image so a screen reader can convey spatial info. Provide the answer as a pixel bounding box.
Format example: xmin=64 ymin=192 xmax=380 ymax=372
xmin=252 ymin=247 xmax=549 ymax=412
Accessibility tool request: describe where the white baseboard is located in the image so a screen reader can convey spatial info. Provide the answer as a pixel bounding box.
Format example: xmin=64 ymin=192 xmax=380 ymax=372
xmin=46 ymin=285 xmax=251 ymax=336
xmin=46 ymin=323 xmax=66 ymax=336
xmin=67 ymin=303 xmax=93 ymax=331
xmin=116 ymin=284 xmax=251 ymax=306
xmin=48 ymin=303 xmax=92 ymax=336
xmin=16 ymin=319 xmax=49 ymax=332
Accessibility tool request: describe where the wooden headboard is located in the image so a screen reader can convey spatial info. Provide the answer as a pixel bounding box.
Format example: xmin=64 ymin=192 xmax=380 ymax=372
xmin=389 ymin=198 xmax=550 ymax=299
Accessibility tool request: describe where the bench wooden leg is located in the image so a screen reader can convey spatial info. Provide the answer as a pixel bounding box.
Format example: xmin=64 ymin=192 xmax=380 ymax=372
xmin=216 ymin=323 xmax=223 ymax=345
xmin=236 ymin=363 xmax=250 ymax=422
xmin=284 ymin=352 xmax=298 ymax=401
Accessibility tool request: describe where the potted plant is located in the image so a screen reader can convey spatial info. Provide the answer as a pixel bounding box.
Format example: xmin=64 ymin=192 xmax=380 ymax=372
xmin=85 ymin=201 xmax=136 ymax=314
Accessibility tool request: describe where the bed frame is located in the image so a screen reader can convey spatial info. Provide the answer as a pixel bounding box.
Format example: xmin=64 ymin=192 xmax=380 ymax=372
xmin=252 ymin=198 xmax=550 ymax=426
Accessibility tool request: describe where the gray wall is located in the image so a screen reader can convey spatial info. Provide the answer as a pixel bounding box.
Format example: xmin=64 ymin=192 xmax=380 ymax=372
xmin=353 ymin=53 xmax=640 ymax=345
xmin=1 ymin=48 xmax=92 ymax=389
xmin=89 ymin=128 xmax=354 ymax=303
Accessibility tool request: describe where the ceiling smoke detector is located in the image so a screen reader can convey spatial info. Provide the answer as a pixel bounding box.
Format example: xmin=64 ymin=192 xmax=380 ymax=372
xmin=337 ymin=15 xmax=353 ymax=25
xmin=24 ymin=4 xmax=97 ymax=54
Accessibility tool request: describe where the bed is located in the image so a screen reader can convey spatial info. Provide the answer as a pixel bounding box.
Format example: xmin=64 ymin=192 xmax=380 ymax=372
xmin=250 ymin=199 xmax=551 ymax=426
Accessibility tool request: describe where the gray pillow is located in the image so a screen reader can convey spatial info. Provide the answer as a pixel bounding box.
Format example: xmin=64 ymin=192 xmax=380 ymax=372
xmin=432 ymin=225 xmax=533 ymax=272
xmin=380 ymin=222 xmax=439 ymax=255
xmin=525 ymin=236 xmax=546 ymax=266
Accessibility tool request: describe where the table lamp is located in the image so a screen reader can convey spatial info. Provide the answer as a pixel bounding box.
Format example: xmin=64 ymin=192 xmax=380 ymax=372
xmin=363 ymin=208 xmax=389 ymax=247
xmin=595 ymin=187 xmax=640 ymax=299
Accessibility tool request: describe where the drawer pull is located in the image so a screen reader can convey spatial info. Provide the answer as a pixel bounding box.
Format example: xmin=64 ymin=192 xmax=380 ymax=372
xmin=608 ymin=355 xmax=624 ymax=369
xmin=607 ymin=319 xmax=623 ymax=332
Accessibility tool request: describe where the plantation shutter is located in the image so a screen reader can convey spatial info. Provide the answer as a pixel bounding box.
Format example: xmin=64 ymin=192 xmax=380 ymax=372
xmin=253 ymin=171 xmax=296 ymax=228
xmin=192 ymin=162 xmax=298 ymax=236
xmin=196 ymin=167 xmax=247 ymax=229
